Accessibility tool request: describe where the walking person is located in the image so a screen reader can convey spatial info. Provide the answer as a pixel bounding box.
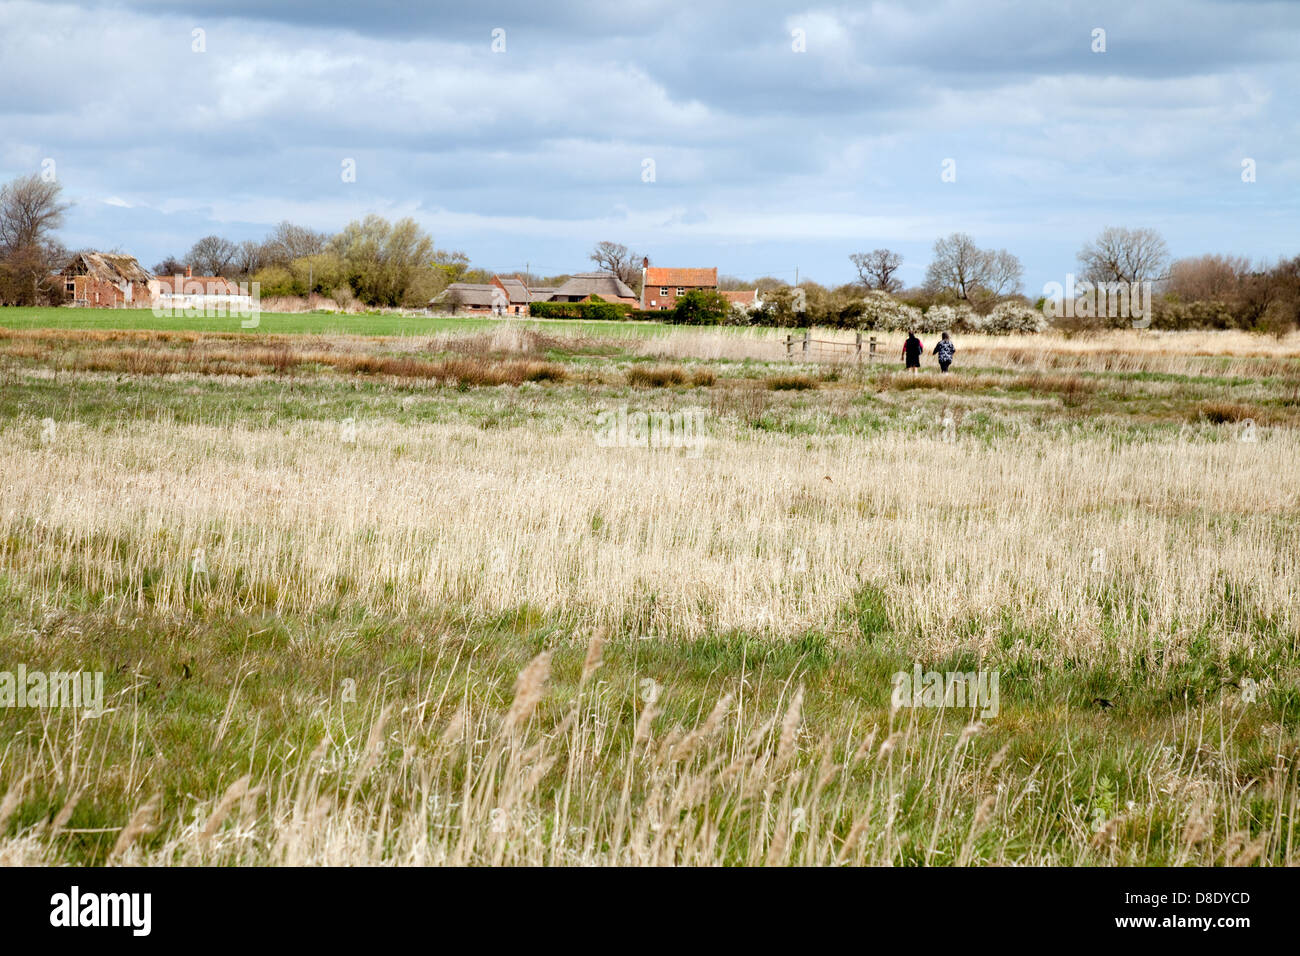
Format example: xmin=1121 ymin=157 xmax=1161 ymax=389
xmin=902 ymin=331 xmax=924 ymax=372
xmin=933 ymin=331 xmax=955 ymax=372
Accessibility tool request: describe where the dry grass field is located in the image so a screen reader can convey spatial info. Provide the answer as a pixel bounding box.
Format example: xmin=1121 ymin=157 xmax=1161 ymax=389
xmin=0 ymin=320 xmax=1297 ymax=865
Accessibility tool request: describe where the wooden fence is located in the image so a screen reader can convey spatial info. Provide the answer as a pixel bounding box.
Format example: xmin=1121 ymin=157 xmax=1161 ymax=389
xmin=784 ymin=331 xmax=879 ymax=364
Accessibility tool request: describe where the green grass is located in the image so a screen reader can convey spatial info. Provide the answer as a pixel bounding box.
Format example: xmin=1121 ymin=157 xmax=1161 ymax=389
xmin=0 ymin=323 xmax=1296 ymax=865
xmin=0 ymin=575 xmax=1291 ymax=865
xmin=0 ymin=350 xmax=1286 ymax=448
xmin=0 ymin=306 xmax=682 ymax=338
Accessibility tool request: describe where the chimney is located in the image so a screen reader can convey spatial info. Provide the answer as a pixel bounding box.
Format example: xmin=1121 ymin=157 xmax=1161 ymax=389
xmin=186 ymin=265 xmax=192 ymax=278
xmin=642 ymin=256 xmax=649 ymax=269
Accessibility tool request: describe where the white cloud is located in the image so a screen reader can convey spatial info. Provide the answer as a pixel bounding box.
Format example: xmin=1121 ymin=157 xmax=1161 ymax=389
xmin=0 ymin=0 xmax=1295 ymax=289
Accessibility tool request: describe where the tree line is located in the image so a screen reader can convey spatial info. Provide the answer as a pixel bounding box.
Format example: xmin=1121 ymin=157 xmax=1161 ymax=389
xmin=595 ymin=226 xmax=1299 ymax=333
xmin=2 ymin=172 xmax=1296 ymax=330
xmin=0 ymin=174 xmax=480 ymax=308
xmin=157 ymin=217 xmax=476 ymax=309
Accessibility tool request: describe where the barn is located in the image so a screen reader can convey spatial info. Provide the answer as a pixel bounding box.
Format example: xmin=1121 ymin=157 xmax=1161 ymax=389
xmin=61 ymin=252 xmax=152 ymax=307
xmin=434 ymin=282 xmax=510 ymax=315
xmin=547 ymin=272 xmax=638 ymax=305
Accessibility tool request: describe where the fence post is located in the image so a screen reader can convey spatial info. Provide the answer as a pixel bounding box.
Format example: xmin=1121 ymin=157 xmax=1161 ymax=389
xmin=785 ymin=334 xmax=793 ymax=358
xmin=868 ymin=336 xmax=877 ymax=366
xmin=855 ymin=331 xmax=862 ymax=362
xmin=802 ymin=330 xmax=810 ymax=357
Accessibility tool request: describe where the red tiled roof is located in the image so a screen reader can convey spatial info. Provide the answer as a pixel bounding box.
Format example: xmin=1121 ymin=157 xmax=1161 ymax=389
xmin=154 ymin=275 xmax=242 ymax=294
xmin=720 ymin=290 xmax=757 ymax=305
xmin=644 ymin=266 xmax=717 ymax=287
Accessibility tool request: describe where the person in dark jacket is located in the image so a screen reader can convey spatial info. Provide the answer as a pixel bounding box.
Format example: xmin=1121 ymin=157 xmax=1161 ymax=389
xmin=902 ymin=331 xmax=924 ymax=371
xmin=933 ymin=331 xmax=955 ymax=372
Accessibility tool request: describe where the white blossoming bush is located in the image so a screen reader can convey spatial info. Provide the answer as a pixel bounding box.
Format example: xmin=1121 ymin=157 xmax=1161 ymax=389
xmin=921 ymin=304 xmax=981 ymax=333
xmin=981 ymin=301 xmax=1049 ymax=334
xmin=858 ymin=291 xmax=924 ymax=332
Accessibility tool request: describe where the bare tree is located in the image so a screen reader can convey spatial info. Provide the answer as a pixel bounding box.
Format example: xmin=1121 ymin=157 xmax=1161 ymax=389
xmin=1078 ymin=227 xmax=1169 ymax=285
xmin=262 ymin=221 xmax=328 ymax=265
xmin=753 ymin=276 xmax=789 ymax=293
xmin=0 ymin=174 xmax=71 ymax=304
xmin=0 ymin=174 xmax=70 ymax=251
xmin=235 ymin=239 xmax=264 ymax=277
xmin=152 ymin=255 xmax=186 ymax=276
xmin=849 ymin=249 xmax=903 ymax=292
xmin=984 ymin=249 xmax=1024 ymax=298
xmin=1233 ymin=256 xmax=1300 ymax=332
xmin=589 ymin=241 xmax=642 ymax=290
xmin=186 ymin=235 xmax=239 ymax=276
xmin=1167 ymin=254 xmax=1249 ymax=301
xmin=924 ymin=233 xmax=1023 ymax=302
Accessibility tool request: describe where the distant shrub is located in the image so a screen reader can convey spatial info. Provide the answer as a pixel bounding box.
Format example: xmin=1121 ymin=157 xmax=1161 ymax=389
xmin=722 ymin=305 xmax=755 ymax=326
xmin=981 ymin=302 xmax=1048 ymax=334
xmin=1200 ymin=401 xmax=1257 ymax=424
xmin=523 ymin=365 xmax=564 ymax=382
xmin=330 ymin=355 xmax=567 ymax=386
xmin=670 ymin=289 xmax=732 ymax=326
xmin=627 ymin=365 xmax=688 ymax=387
xmin=749 ymin=287 xmax=803 ymax=328
xmin=1151 ymin=298 xmax=1236 ymax=331
xmin=251 ymin=265 xmax=299 ymax=298
xmin=521 ymin=301 xmax=565 ymax=319
xmin=768 ymin=373 xmax=817 ymax=390
xmin=529 ymin=301 xmax=634 ymax=321
xmin=856 ymin=291 xmax=925 ymax=332
xmin=922 ymin=303 xmax=981 ymax=333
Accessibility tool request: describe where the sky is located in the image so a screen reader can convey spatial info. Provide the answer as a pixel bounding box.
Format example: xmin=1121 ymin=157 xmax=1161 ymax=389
xmin=1 ymin=0 xmax=1297 ymax=294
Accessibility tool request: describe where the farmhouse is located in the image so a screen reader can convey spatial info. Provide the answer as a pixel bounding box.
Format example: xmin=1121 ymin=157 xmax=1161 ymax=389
xmin=640 ymin=259 xmax=718 ymax=310
xmin=150 ymin=268 xmax=254 ymax=313
xmin=547 ymin=272 xmax=638 ymax=305
xmin=435 ymin=282 xmax=509 ymax=315
xmin=434 ymin=274 xmax=542 ymax=315
xmin=491 ymin=275 xmax=532 ymax=315
xmin=431 ymin=271 xmax=637 ymax=312
xmin=61 ymin=252 xmax=152 ymax=307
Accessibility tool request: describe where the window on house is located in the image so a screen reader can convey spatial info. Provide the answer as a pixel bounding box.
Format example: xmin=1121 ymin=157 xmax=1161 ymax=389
xmin=676 ymin=288 xmax=684 ymax=296
xmin=660 ymin=288 xmax=668 ymax=296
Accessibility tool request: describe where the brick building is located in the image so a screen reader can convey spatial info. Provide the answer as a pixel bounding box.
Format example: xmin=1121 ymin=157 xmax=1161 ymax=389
xmin=61 ymin=252 xmax=152 ymax=307
xmin=150 ymin=268 xmax=254 ymax=312
xmin=639 ymin=259 xmax=719 ymax=310
xmin=491 ymin=275 xmax=532 ymax=315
